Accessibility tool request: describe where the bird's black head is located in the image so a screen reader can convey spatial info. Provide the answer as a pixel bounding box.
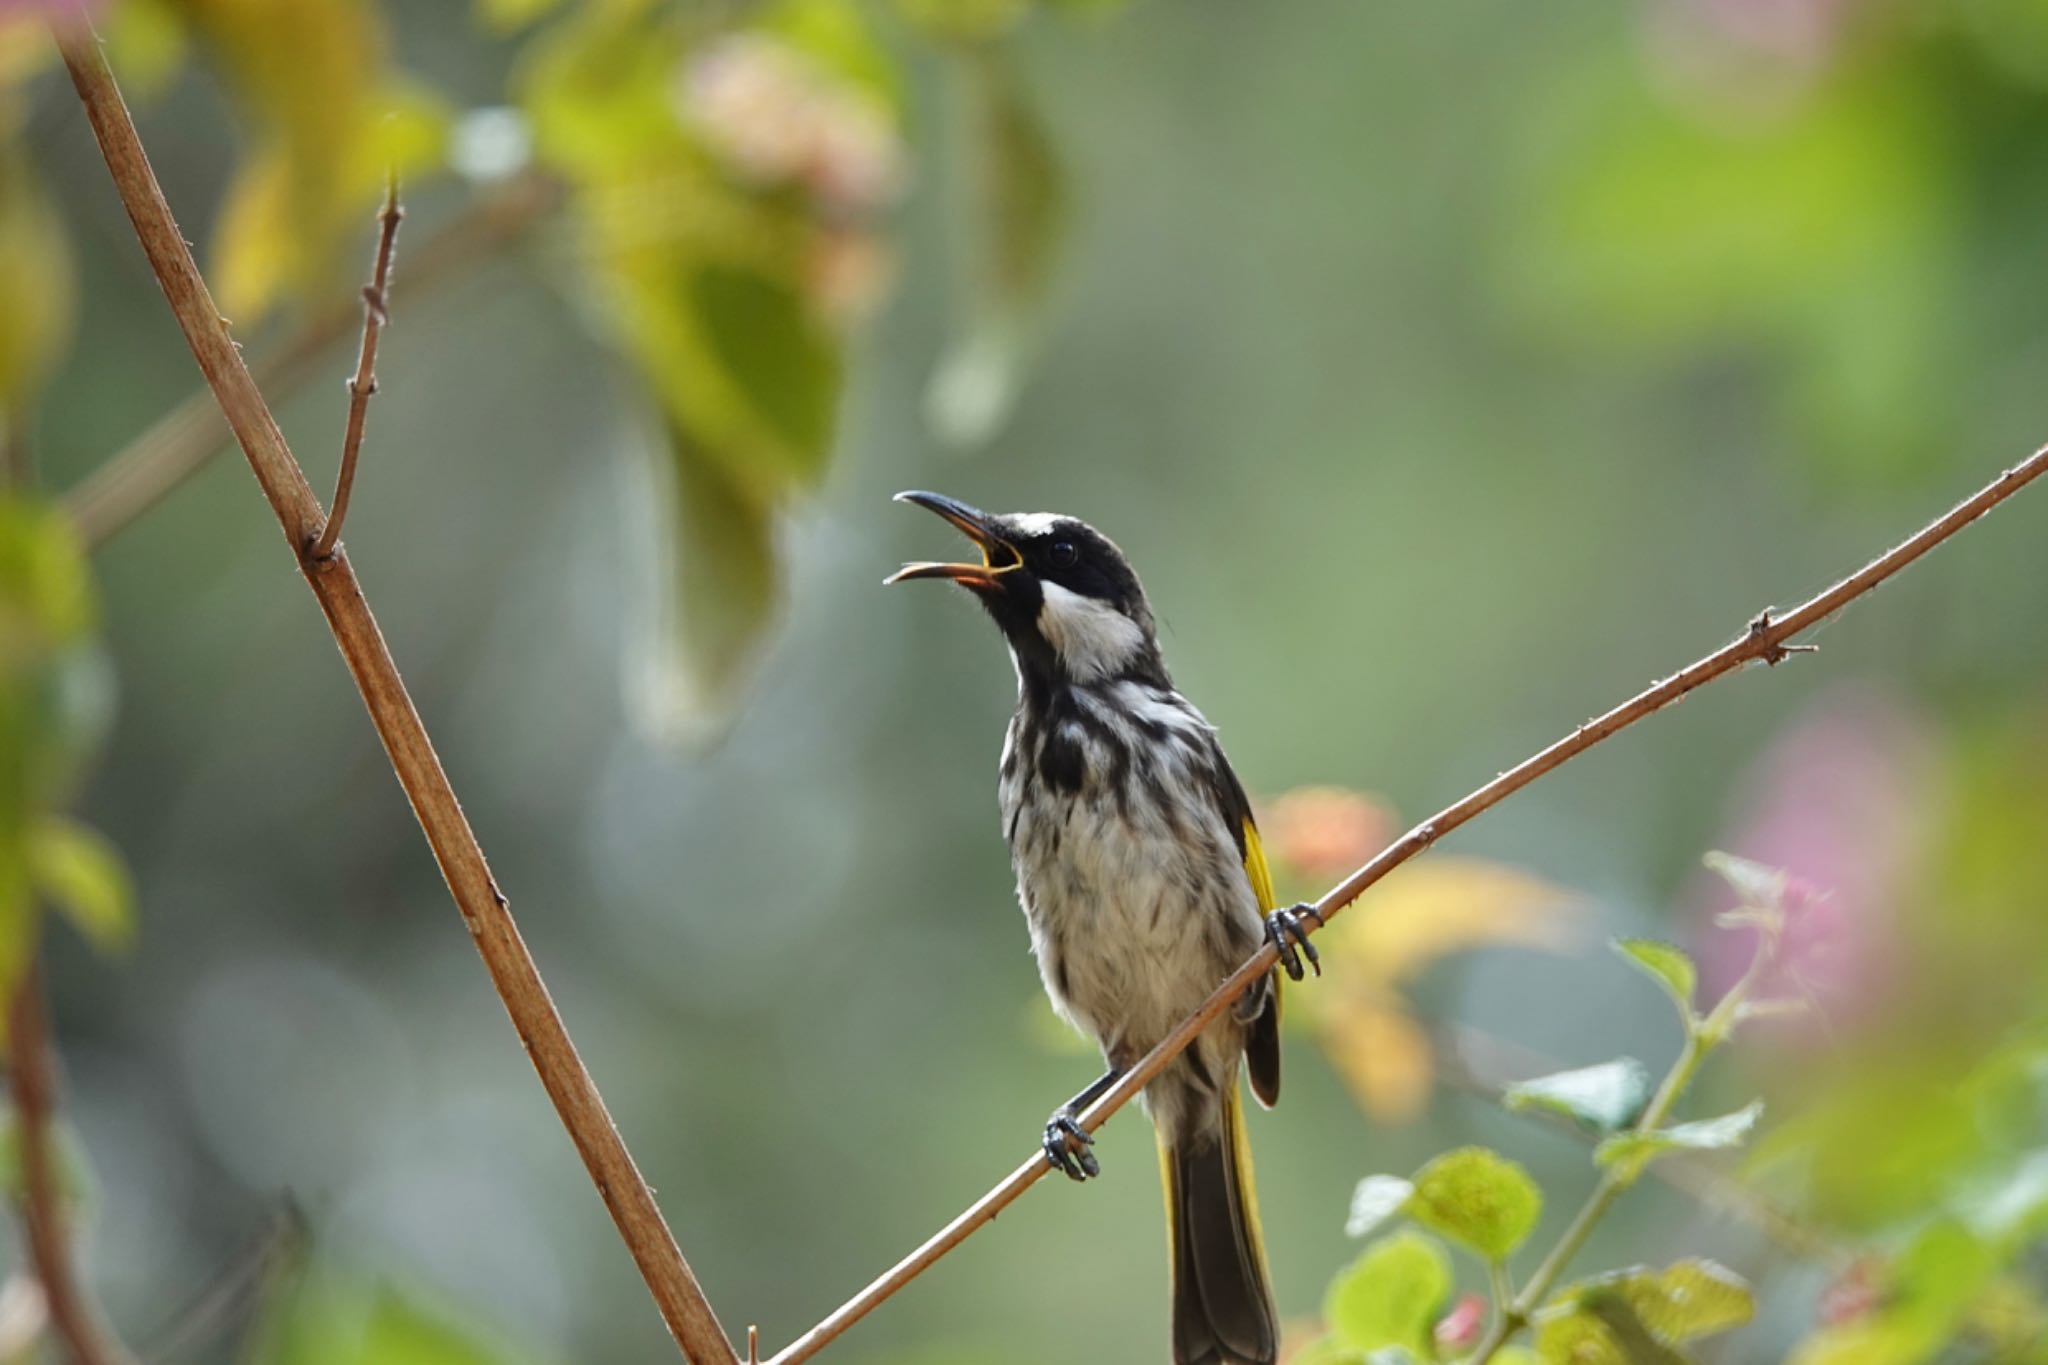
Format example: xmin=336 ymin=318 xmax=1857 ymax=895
xmin=886 ymin=491 xmax=1166 ymax=688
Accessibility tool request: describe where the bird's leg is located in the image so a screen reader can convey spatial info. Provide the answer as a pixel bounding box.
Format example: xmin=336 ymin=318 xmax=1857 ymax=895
xmin=1044 ymin=1068 xmax=1121 ymax=1182
xmin=1265 ymin=903 xmax=1323 ymax=981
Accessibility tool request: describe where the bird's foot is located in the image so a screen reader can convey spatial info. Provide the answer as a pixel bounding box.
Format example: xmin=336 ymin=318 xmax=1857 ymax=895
xmin=1265 ymin=903 xmax=1323 ymax=981
xmin=1043 ymin=1111 xmax=1100 ymax=1182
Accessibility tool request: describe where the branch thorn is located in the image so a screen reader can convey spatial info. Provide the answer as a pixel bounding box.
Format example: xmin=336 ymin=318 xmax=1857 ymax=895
xmin=1747 ymin=608 xmax=1819 ymax=666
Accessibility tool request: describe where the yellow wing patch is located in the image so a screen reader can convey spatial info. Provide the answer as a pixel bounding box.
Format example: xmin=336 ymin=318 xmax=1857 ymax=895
xmin=1241 ymin=817 xmax=1277 ymax=914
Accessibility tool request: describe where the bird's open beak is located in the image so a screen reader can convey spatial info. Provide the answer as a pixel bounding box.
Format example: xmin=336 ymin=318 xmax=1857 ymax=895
xmin=885 ymin=491 xmax=1022 ymax=589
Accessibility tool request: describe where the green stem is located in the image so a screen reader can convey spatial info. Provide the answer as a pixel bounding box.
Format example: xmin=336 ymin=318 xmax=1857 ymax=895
xmin=1467 ymin=932 xmax=1773 ymax=1363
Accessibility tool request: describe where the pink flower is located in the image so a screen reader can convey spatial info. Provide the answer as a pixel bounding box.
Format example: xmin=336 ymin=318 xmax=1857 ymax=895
xmin=677 ymin=34 xmax=905 ymax=219
xmin=1435 ymin=1293 xmax=1487 ymax=1352
xmin=1695 ymin=684 xmax=1937 ymax=1035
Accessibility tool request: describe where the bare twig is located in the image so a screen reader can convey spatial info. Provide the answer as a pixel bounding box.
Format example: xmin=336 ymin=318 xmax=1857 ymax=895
xmin=63 ymin=172 xmax=555 ymax=549
xmin=309 ymin=177 xmax=403 ymax=561
xmin=769 ymin=444 xmax=2048 ymax=1364
xmin=7 ymin=965 xmax=141 ymax=1365
xmin=55 ymin=24 xmax=738 ymax=1364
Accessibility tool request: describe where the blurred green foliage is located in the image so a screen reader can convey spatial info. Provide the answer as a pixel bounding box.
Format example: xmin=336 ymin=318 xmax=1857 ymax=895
xmin=0 ymin=500 xmax=127 ymax=1010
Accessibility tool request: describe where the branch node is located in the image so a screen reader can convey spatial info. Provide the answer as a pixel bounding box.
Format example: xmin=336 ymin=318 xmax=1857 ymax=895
xmin=1746 ymin=608 xmax=1819 ymax=666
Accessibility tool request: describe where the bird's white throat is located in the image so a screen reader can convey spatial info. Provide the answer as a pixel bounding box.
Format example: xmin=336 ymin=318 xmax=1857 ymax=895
xmin=1036 ymin=580 xmax=1147 ymax=682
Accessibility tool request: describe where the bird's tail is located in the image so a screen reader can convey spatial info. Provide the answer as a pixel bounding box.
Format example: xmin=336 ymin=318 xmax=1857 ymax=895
xmin=1161 ymin=1084 xmax=1278 ymax=1365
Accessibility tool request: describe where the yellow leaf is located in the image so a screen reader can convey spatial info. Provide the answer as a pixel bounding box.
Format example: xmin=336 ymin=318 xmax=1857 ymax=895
xmin=1319 ymin=1000 xmax=1436 ymax=1124
xmin=1332 ymin=857 xmax=1583 ymax=990
xmin=28 ymin=818 xmax=134 ymax=955
xmin=104 ymin=0 xmax=192 ymax=100
xmin=211 ymin=144 xmax=300 ymax=324
xmin=0 ymin=136 xmax=75 ymax=417
xmin=0 ymin=20 xmax=53 ymax=91
xmin=181 ymin=0 xmax=446 ymax=318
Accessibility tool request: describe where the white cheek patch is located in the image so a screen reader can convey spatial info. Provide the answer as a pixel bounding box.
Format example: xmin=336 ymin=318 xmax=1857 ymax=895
xmin=1037 ymin=581 xmax=1146 ymax=682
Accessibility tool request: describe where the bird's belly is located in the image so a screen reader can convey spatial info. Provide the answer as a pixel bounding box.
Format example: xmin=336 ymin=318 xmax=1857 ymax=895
xmin=1005 ymin=790 xmax=1261 ymax=1063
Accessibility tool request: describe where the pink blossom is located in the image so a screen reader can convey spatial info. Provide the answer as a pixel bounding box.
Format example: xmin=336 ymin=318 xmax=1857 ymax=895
xmin=677 ymin=34 xmax=905 ymax=220
xmin=1695 ymin=684 xmax=1938 ymax=1035
xmin=1435 ymin=1293 xmax=1487 ymax=1351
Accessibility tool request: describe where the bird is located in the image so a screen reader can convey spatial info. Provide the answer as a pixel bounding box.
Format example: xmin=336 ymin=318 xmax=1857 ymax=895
xmin=886 ymin=491 xmax=1322 ymax=1365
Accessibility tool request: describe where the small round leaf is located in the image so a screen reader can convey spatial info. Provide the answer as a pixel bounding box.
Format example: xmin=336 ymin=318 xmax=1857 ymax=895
xmin=1407 ymin=1147 xmax=1542 ymax=1261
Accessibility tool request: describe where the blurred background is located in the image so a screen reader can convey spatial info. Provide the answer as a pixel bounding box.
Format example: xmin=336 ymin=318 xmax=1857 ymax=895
xmin=3 ymin=0 xmax=2048 ymax=1360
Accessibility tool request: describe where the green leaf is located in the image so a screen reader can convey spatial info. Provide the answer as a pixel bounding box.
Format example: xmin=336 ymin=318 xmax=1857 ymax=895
xmin=690 ymin=263 xmax=843 ymax=482
xmin=1344 ymin=1175 xmax=1414 ymax=1239
xmin=1555 ymin=1260 xmax=1755 ymax=1344
xmin=1504 ymin=1059 xmax=1653 ymax=1135
xmin=1323 ymin=1230 xmax=1451 ymax=1358
xmin=634 ymin=426 xmax=781 ymax=742
xmin=254 ymin=1264 xmax=531 ymax=1365
xmin=1575 ymin=1299 xmax=1694 ymax=1363
xmin=27 ymin=818 xmax=133 ymax=954
xmin=1279 ymin=1337 xmax=1365 ymax=1365
xmin=1614 ymin=938 xmax=1696 ymax=1018
xmin=0 ymin=500 xmax=113 ymax=850
xmin=1701 ymin=851 xmax=1787 ymax=910
xmin=0 ymin=497 xmax=96 ymax=646
xmin=1596 ymin=1102 xmax=1764 ymax=1183
xmin=1964 ymin=1148 xmax=2048 ymax=1248
xmin=0 ymin=1107 xmax=98 ymax=1210
xmin=1534 ymin=1311 xmax=1635 ymax=1365
xmin=925 ymin=48 xmax=1066 ymax=449
xmin=1407 ymin=1146 xmax=1542 ymax=1261
xmin=103 ymin=0 xmax=192 ymax=100
xmin=762 ymin=0 xmax=903 ymax=113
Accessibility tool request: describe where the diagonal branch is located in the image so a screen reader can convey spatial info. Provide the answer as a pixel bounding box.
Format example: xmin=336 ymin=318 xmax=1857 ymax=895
xmin=309 ymin=175 xmax=403 ymax=562
xmin=769 ymin=443 xmax=2048 ymax=1364
xmin=54 ymin=23 xmax=738 ymax=1365
xmin=8 ymin=963 xmax=141 ymax=1365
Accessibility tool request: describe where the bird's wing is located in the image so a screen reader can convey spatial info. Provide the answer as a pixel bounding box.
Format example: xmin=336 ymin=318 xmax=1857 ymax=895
xmin=1240 ymin=816 xmax=1278 ymax=915
xmin=1205 ymin=743 xmax=1284 ymax=1108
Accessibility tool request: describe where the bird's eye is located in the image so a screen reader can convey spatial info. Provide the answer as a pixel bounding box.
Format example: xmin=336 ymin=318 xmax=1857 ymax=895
xmin=1048 ymin=541 xmax=1079 ymax=569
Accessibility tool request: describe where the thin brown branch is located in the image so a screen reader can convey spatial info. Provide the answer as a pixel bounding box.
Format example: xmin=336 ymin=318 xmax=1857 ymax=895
xmin=55 ymin=24 xmax=738 ymax=1365
xmin=309 ymin=176 xmax=403 ymax=561
xmin=63 ymin=171 xmax=555 ymax=549
xmin=7 ymin=964 xmax=140 ymax=1365
xmin=770 ymin=443 xmax=2048 ymax=1364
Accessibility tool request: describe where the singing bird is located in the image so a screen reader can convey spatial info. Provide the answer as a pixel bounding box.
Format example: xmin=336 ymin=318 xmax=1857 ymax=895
xmin=887 ymin=492 xmax=1321 ymax=1365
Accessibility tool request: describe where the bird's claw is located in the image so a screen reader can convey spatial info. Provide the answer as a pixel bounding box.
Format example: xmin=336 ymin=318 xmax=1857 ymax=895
xmin=1265 ymin=903 xmax=1323 ymax=981
xmin=1043 ymin=1112 xmax=1100 ymax=1182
